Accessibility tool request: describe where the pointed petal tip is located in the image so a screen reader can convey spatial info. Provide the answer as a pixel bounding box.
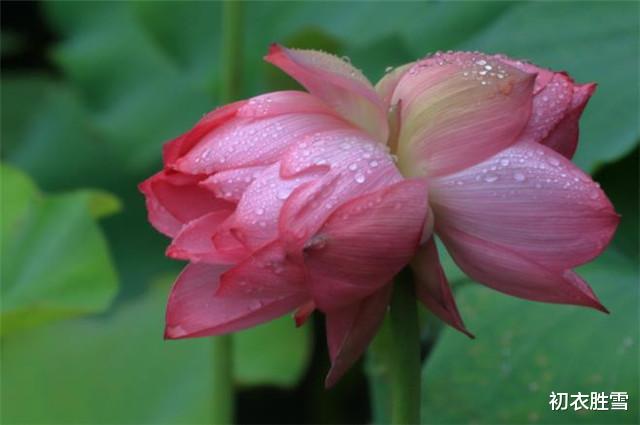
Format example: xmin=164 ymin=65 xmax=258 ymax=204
xmin=137 ymin=179 xmax=149 ymax=194
xmin=164 ymin=324 xmax=188 ymax=340
xmin=583 ymin=81 xmax=598 ymax=94
xmin=165 ymin=244 xmax=182 ymax=259
xmin=323 ymin=367 xmax=341 ymax=389
xmin=595 ymin=302 xmax=610 ymax=315
xmin=265 ymin=43 xmax=284 ymax=62
xmin=293 ymin=300 xmax=315 ymax=327
xmin=459 ymin=326 xmax=475 ymax=339
xmin=294 ymin=316 xmax=305 ymax=328
xmin=443 ymin=313 xmax=474 ymax=339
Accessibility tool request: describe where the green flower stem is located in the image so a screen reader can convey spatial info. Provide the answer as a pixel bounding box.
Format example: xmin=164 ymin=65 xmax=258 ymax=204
xmin=220 ymin=0 xmax=243 ymax=103
xmin=212 ymin=337 xmax=234 ymax=424
xmin=388 ymin=278 xmax=422 ymax=424
xmin=212 ymin=1 xmax=243 ymax=424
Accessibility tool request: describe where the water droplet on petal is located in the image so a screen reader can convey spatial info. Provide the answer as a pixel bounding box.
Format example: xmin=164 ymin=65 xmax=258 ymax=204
xmin=514 ymin=172 xmax=526 ymax=182
xmin=484 ymin=175 xmax=498 ymax=183
xmin=548 ymin=157 xmax=560 ymax=167
xmin=355 ymin=174 xmax=366 ymax=184
xmin=277 ymin=188 xmax=291 ymax=200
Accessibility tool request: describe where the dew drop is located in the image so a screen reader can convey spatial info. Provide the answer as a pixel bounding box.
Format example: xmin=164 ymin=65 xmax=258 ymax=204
xmin=277 ymin=188 xmax=291 ymax=200
xmin=514 ymin=172 xmax=526 ymax=182
xmin=255 ymin=208 xmax=265 ymax=216
xmin=484 ymin=174 xmax=498 ymax=183
xmin=355 ymin=174 xmax=366 ymax=184
xmin=500 ymin=158 xmax=510 ymax=167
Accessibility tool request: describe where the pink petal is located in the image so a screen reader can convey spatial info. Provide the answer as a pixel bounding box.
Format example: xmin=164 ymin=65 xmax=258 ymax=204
xmin=540 ymin=83 xmax=597 ymax=158
xmin=375 ymin=63 xmax=414 ymax=106
xmin=165 ymin=263 xmax=307 ymax=339
xmin=235 ymin=90 xmax=338 ymax=118
xmin=175 ymin=111 xmax=349 ymax=175
xmin=279 ymin=130 xmax=403 ymax=249
xmin=391 ymin=52 xmax=535 ymax=178
xmin=216 ymin=240 xmax=307 ymax=299
xmin=294 ymin=300 xmax=316 ymax=327
xmin=304 ymin=179 xmax=428 ymax=311
xmin=495 ymin=55 xmax=555 ymax=95
xmin=324 ymin=285 xmax=392 ymax=387
xmin=265 ymin=44 xmax=388 ymax=143
xmin=411 ymin=238 xmax=472 ymax=337
xmin=430 ymin=144 xmax=618 ymax=310
xmin=430 ymin=143 xmax=618 ymax=271
xmin=139 ymin=170 xmax=234 ymax=237
xmin=517 ymin=72 xmax=573 ymax=144
xmin=436 ymin=226 xmax=608 ymax=311
xmin=216 ymin=163 xmax=324 ymax=252
xmin=493 ymin=55 xmax=597 ymax=158
xmin=166 ymin=210 xmax=236 ymax=264
xmin=163 ymin=101 xmax=245 ymax=168
xmin=199 ymin=165 xmax=267 ymax=203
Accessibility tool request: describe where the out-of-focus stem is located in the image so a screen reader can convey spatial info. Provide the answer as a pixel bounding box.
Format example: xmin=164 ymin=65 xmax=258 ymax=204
xmin=220 ymin=0 xmax=243 ymax=103
xmin=212 ymin=337 xmax=234 ymax=424
xmin=212 ymin=1 xmax=243 ymax=424
xmin=388 ymin=278 xmax=422 ymax=424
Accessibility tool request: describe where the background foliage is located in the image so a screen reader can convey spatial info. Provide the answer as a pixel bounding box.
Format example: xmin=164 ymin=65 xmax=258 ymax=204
xmin=1 ymin=1 xmax=638 ymax=424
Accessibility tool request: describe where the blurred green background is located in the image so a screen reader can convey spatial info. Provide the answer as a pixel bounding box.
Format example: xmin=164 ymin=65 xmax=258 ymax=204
xmin=1 ymin=1 xmax=638 ymax=424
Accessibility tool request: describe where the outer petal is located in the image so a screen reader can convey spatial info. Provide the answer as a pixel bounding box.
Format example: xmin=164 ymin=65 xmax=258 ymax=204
xmin=214 ymin=163 xmax=324 ymax=252
xmin=411 ymin=238 xmax=472 ymax=337
xmin=436 ymin=227 xmax=607 ymax=311
xmin=392 ymin=52 xmax=535 ymax=178
xmin=165 ymin=263 xmax=306 ymax=339
xmin=216 ymin=240 xmax=307 ymax=299
xmin=324 ymin=285 xmax=392 ymax=388
xmin=539 ymin=83 xmax=597 ymax=158
xmin=431 ymin=144 xmax=618 ymax=309
xmin=496 ymin=56 xmax=555 ymax=95
xmin=162 ymin=101 xmax=246 ymax=168
xmin=430 ymin=143 xmax=618 ymax=270
xmin=279 ymin=129 xmax=403 ymax=249
xmin=496 ymin=55 xmax=597 ymax=157
xmin=516 ymin=72 xmax=573 ymax=144
xmin=175 ymin=110 xmax=349 ymax=175
xmin=166 ymin=210 xmax=236 ymax=264
xmin=304 ymin=179 xmax=428 ymax=311
xmin=139 ymin=170 xmax=234 ymax=237
xmin=199 ymin=165 xmax=267 ymax=203
xmin=265 ymin=44 xmax=388 ymax=143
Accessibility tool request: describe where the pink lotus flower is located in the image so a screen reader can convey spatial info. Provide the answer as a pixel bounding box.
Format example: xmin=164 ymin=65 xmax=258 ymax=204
xmin=140 ymin=45 xmax=618 ymax=386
